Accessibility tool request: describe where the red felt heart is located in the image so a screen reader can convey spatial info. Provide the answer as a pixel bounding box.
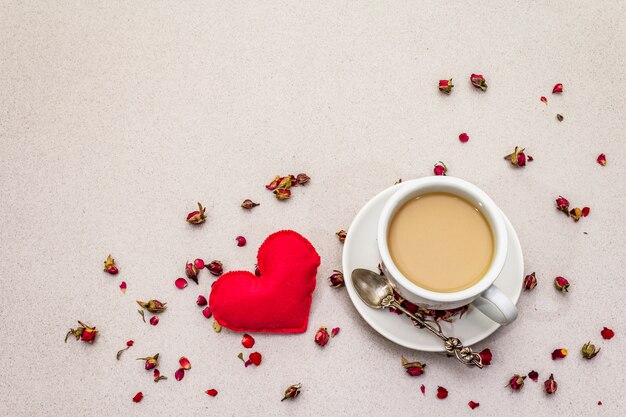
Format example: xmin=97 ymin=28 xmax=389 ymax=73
xmin=209 ymin=230 xmax=320 ymax=333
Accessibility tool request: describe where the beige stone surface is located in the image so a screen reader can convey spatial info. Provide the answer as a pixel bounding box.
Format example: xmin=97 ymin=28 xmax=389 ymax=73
xmin=1 ymin=1 xmax=625 ymax=416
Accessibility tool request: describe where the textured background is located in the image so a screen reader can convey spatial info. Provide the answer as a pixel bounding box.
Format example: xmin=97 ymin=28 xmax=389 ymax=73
xmin=1 ymin=1 xmax=624 ymax=416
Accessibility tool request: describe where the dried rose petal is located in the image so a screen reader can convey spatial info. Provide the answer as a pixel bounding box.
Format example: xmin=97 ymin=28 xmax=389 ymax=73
xmin=478 ymin=348 xmax=492 ymax=366
xmin=541 ymin=96 xmax=547 ymax=104
xmin=433 ymin=161 xmax=447 ymax=176
xmin=556 ymin=196 xmax=570 ymax=213
xmin=132 ymin=392 xmax=143 ymax=403
xmin=554 ymin=276 xmax=570 ymax=293
xmin=582 ymin=341 xmax=600 ymax=359
xmin=336 ymin=230 xmax=347 ymax=243
xmin=281 ymin=383 xmax=302 ymax=401
xmin=438 ymin=79 xmax=454 ymax=94
xmin=202 ymin=307 xmax=212 ymax=319
xmin=402 ymin=356 xmax=426 ymax=377
xmin=459 ymin=133 xmax=469 ymax=143
xmin=296 ymin=173 xmax=310 ymax=185
xmin=315 ymin=327 xmax=330 ymax=347
xmin=206 ymin=389 xmax=218 ymax=397
xmin=103 ymin=254 xmax=119 ymax=275
xmin=529 ymin=370 xmax=539 ymax=382
xmin=149 ymin=316 xmax=159 ymax=326
xmin=601 ymin=327 xmax=614 ymax=340
xmin=597 ymin=153 xmax=606 ymax=166
xmin=127 ymin=340 xmax=134 ymax=347
xmin=137 ymin=299 xmax=167 ymax=314
xmin=138 ymin=353 xmax=159 ymax=370
xmin=507 ymin=374 xmax=526 ymax=391
xmin=544 ymin=374 xmax=558 ymax=395
xmin=569 ymin=207 xmax=582 ymax=222
xmin=153 ymin=368 xmax=167 ymax=382
xmin=468 ymin=401 xmax=479 ymax=409
xmin=582 ymin=207 xmax=590 ymax=217
xmin=175 ymin=277 xmax=188 ymax=289
xmin=245 ymin=352 xmax=262 ymax=367
xmin=174 ymin=368 xmax=185 ymax=381
xmin=196 ymin=295 xmax=207 ymax=306
xmin=551 ymin=348 xmax=568 ymax=360
xmin=206 ymin=260 xmax=223 ymax=276
xmin=331 ymin=327 xmax=340 ymax=338
xmin=179 ymin=356 xmax=191 ymax=370
xmin=523 ymin=272 xmax=537 ymax=291
xmin=119 ymin=281 xmax=127 ymax=294
xmin=186 ymin=202 xmax=207 ymax=224
xmin=420 ymin=384 xmax=425 ymax=395
xmin=65 ymin=321 xmax=98 ymax=344
xmin=241 ymin=199 xmax=260 ymax=209
xmin=556 ymin=113 xmax=564 ymax=122
xmin=242 ymin=334 xmax=255 ymax=349
xmin=194 ymin=258 xmax=205 ymax=269
xmin=265 ymin=176 xmax=281 ymax=191
xmin=235 ymin=236 xmax=247 ymax=247
xmin=328 ymin=270 xmax=345 ymax=288
xmin=436 ymin=386 xmax=448 ymax=399
xmin=274 ymin=188 xmax=291 ymax=200
xmin=552 ymin=83 xmax=563 ymax=93
xmin=470 ymin=73 xmax=487 ymax=91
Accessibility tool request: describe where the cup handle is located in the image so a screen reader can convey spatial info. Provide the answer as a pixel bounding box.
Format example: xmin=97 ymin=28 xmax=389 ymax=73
xmin=471 ymin=285 xmax=518 ymax=325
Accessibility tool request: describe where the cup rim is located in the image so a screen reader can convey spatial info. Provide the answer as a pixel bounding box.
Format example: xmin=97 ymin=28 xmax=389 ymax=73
xmin=377 ymin=177 xmax=507 ymax=303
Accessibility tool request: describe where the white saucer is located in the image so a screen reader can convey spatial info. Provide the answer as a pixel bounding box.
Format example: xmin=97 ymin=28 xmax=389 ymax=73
xmin=342 ymin=180 xmax=524 ymax=352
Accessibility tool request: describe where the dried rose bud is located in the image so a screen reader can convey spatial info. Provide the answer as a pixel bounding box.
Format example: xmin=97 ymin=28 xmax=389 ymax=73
xmin=597 ymin=153 xmax=606 ymax=166
xmin=541 ymin=96 xmax=547 ymax=104
xmin=524 ymin=272 xmax=537 ymax=290
xmin=175 ymin=277 xmax=188 ymax=289
xmin=551 ymin=348 xmax=568 ymax=360
xmin=202 ymin=307 xmax=212 ymax=319
xmin=331 ymin=327 xmax=340 ymax=338
xmin=194 ymin=258 xmax=205 ymax=269
xmin=213 ymin=320 xmax=222 ymax=333
xmin=274 ymin=188 xmax=291 ymax=200
xmin=245 ymin=352 xmax=262 ymax=367
xmin=336 ymin=230 xmax=347 ymax=243
xmin=552 ymin=83 xmax=563 ymax=93
xmin=174 ymin=368 xmax=185 ymax=381
xmin=185 ymin=262 xmax=199 ymax=284
xmin=433 ymin=161 xmax=447 ymax=176
xmin=582 ymin=341 xmax=600 ymax=359
xmin=65 ymin=321 xmax=98 ymax=344
xmin=132 ymin=392 xmax=143 ymax=403
xmin=137 ymin=353 xmax=159 ymax=370
xmin=206 ymin=389 xmax=218 ymax=397
xmin=468 ymin=401 xmax=479 ymax=409
xmin=544 ymin=374 xmax=558 ymax=395
xmin=179 ymin=356 xmax=191 ymax=370
xmin=241 ymin=199 xmax=260 ymax=209
xmin=478 ymin=348 xmax=492 ymax=366
xmin=556 ymin=113 xmax=564 ymax=122
xmin=149 ymin=316 xmax=159 ymax=326
xmin=402 ymin=356 xmax=426 ymax=376
xmin=119 ymin=281 xmax=127 ymax=294
xmin=242 ymin=334 xmax=255 ymax=348
xmin=196 ymin=295 xmax=207 ymax=306
xmin=265 ymin=176 xmax=282 ymax=191
xmin=556 ymin=196 xmax=570 ymax=213
xmin=528 ymin=370 xmax=539 ymax=382
xmin=581 ymin=207 xmax=590 ymax=217
xmin=235 ymin=236 xmax=247 ymax=247
xmin=438 ymin=79 xmax=454 ymax=94
xmin=554 ymin=276 xmax=570 ymax=293
xmin=103 ymin=254 xmax=118 ymax=275
xmin=186 ymin=202 xmax=207 ymax=224
xmin=137 ymin=299 xmax=167 ymax=314
xmin=459 ymin=132 xmax=469 ymax=143
xmin=507 ymin=374 xmax=526 ymax=391
xmin=601 ymin=327 xmax=614 ymax=340
xmin=127 ymin=340 xmax=134 ymax=347
xmin=296 ymin=173 xmax=310 ymax=185
xmin=470 ymin=73 xmax=488 ymax=91
xmin=504 ymin=146 xmax=527 ymax=167
xmin=436 ymin=386 xmax=448 ymax=399
xmin=281 ymin=383 xmax=302 ymax=402
xmin=206 ymin=260 xmax=223 ymax=276
xmin=328 ymin=270 xmax=345 ymax=288
xmin=153 ymin=368 xmax=167 ymax=382
xmin=315 ymin=327 xmax=330 ymax=347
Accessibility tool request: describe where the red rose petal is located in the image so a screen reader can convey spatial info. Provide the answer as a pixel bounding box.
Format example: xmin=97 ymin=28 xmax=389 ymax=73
xmin=149 ymin=316 xmax=159 ymax=326
xmin=478 ymin=348 xmax=492 ymax=366
xmin=436 ymin=386 xmax=448 ymax=399
xmin=194 ymin=258 xmax=205 ymax=269
xmin=420 ymin=384 xmax=425 ymax=395
xmin=175 ymin=368 xmax=185 ymax=381
xmin=331 ymin=327 xmax=340 ymax=338
xmin=196 ymin=295 xmax=207 ymax=306
xmin=540 ymin=96 xmax=547 ymax=104
xmin=242 ymin=334 xmax=255 ymax=349
xmin=119 ymin=281 xmax=127 ymax=294
xmin=601 ymin=327 xmax=614 ymax=340
xmin=582 ymin=207 xmax=590 ymax=217
xmin=206 ymin=389 xmax=218 ymax=397
xmin=235 ymin=236 xmax=247 ymax=247
xmin=132 ymin=392 xmax=143 ymax=403
xmin=598 ymin=401 xmax=602 ymax=405
xmin=179 ymin=356 xmax=191 ymax=370
xmin=468 ymin=401 xmax=479 ymax=409
xmin=551 ymin=348 xmax=568 ymax=360
xmin=528 ymin=370 xmax=539 ymax=382
xmin=249 ymin=352 xmax=262 ymax=366
xmin=202 ymin=307 xmax=212 ymax=319
xmin=552 ymin=83 xmax=563 ymax=93
xmin=126 ymin=340 xmax=134 ymax=347
xmin=175 ymin=277 xmax=188 ymax=289
xmin=459 ymin=133 xmax=469 ymax=143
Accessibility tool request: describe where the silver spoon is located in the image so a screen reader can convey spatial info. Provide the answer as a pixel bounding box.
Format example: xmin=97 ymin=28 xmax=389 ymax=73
xmin=352 ymin=268 xmax=483 ymax=368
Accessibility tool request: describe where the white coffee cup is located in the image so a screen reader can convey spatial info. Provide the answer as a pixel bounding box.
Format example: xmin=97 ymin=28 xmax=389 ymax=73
xmin=378 ymin=176 xmax=518 ymax=325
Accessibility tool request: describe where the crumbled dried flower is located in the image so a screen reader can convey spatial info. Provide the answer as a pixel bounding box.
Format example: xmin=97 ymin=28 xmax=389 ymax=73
xmin=149 ymin=316 xmax=159 ymax=326
xmin=206 ymin=260 xmax=223 ymax=276
xmin=433 ymin=161 xmax=447 ymax=176
xmin=328 ymin=270 xmax=345 ymax=288
xmin=213 ymin=320 xmax=222 ymax=333
xmin=179 ymin=356 xmax=191 ymax=370
xmin=569 ymin=207 xmax=582 ymax=221
xmin=597 ymin=153 xmax=606 ymax=166
xmin=528 ymin=370 xmax=539 ymax=382
xmin=235 ymin=236 xmax=247 ymax=247
xmin=296 ymin=173 xmax=310 ymax=185
xmin=468 ymin=401 xmax=479 ymax=409
xmin=194 ymin=258 xmax=205 ymax=269
xmin=478 ymin=348 xmax=492 ymax=366
xmin=206 ymin=389 xmax=218 ymax=397
xmin=202 ymin=307 xmax=212 ymax=319
xmin=582 ymin=341 xmax=600 ymax=359
xmin=175 ymin=368 xmax=185 ymax=381
xmin=245 ymin=352 xmax=262 ymax=367
xmin=507 ymin=374 xmax=526 ymax=391
xmin=524 ymin=272 xmax=537 ymax=290
xmin=119 ymin=281 xmax=127 ymax=294
xmin=402 ymin=356 xmax=426 ymax=377
xmin=551 ymin=348 xmax=568 ymax=360
xmin=541 ymin=96 xmax=547 ymax=104
xmin=265 ymin=176 xmax=282 ymax=191
xmin=103 ymin=254 xmax=118 ymax=275
xmin=315 ymin=327 xmax=330 ymax=347
xmin=436 ymin=386 xmax=449 ymax=399
xmin=274 ymin=188 xmax=291 ymax=200
xmin=420 ymin=384 xmax=425 ymax=395
xmin=241 ymin=334 xmax=255 ymax=348
xmin=196 ymin=295 xmax=207 ymax=306
xmin=175 ymin=277 xmax=188 ymax=289
xmin=552 ymin=83 xmax=563 ymax=93
xmin=241 ymin=199 xmax=260 ymax=209
xmin=153 ymin=368 xmax=167 ymax=382
xmin=601 ymin=327 xmax=614 ymax=340
xmin=137 ymin=354 xmax=159 ymax=370
xmin=185 ymin=261 xmax=199 ymax=284
xmin=438 ymin=79 xmax=454 ymax=94
xmin=132 ymin=392 xmax=143 ymax=403
xmin=281 ymin=383 xmax=302 ymax=401
xmin=186 ymin=202 xmax=207 ymax=224
xmin=137 ymin=299 xmax=167 ymax=314
xmin=459 ymin=133 xmax=469 ymax=143
xmin=582 ymin=207 xmax=590 ymax=217
xmin=137 ymin=309 xmax=145 ymax=322
xmin=554 ymin=276 xmax=570 ymax=293
xmin=65 ymin=321 xmax=98 ymax=344
xmin=470 ymin=73 xmax=488 ymax=91
xmin=556 ymin=113 xmax=564 ymax=122
xmin=544 ymin=374 xmax=558 ymax=395
xmin=556 ymin=196 xmax=570 ymax=213
xmin=331 ymin=327 xmax=340 ymax=338
xmin=336 ymin=230 xmax=347 ymax=243
xmin=504 ymin=146 xmax=527 ymax=167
